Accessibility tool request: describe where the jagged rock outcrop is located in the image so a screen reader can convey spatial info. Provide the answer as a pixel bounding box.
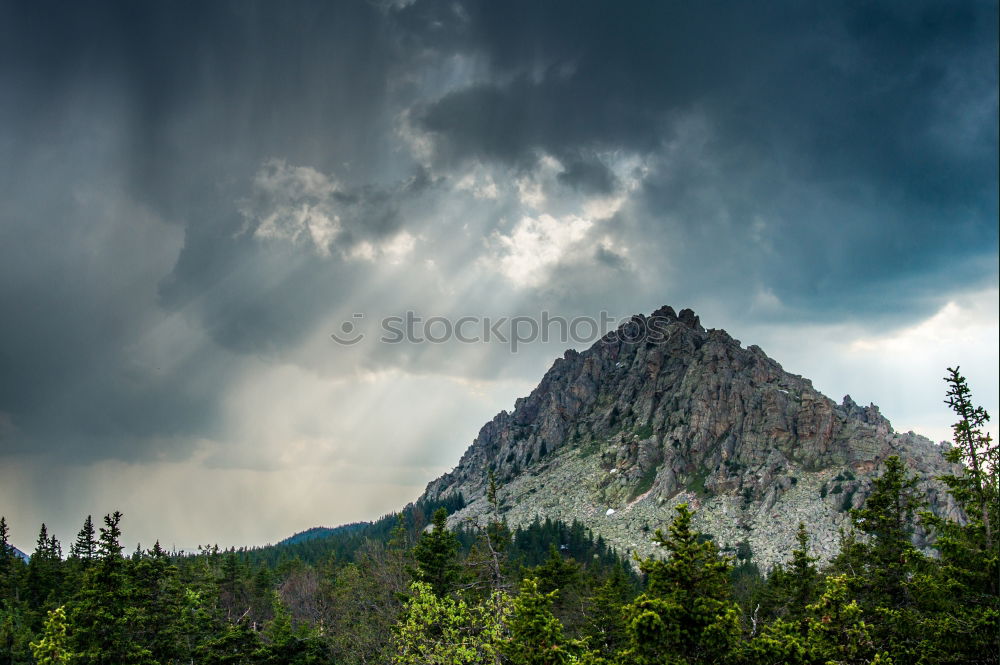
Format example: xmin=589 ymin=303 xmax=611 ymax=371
xmin=420 ymin=306 xmax=961 ymax=569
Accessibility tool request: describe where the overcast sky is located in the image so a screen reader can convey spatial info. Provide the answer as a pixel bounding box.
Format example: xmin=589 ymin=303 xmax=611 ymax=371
xmin=1 ymin=0 xmax=997 ymax=552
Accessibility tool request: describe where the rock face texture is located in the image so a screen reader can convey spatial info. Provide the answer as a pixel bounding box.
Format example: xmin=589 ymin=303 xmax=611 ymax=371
xmin=420 ymin=306 xmax=960 ymax=569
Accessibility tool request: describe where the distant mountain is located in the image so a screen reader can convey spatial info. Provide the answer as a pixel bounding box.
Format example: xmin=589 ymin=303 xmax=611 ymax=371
xmin=240 ymin=494 xmax=468 ymax=568
xmin=11 ymin=545 xmax=29 ymax=563
xmin=277 ymin=523 xmax=370 ymax=546
xmin=421 ymin=306 xmax=960 ymax=569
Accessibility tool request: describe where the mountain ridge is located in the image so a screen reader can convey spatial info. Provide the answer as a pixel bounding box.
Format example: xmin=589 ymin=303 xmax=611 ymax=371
xmin=419 ymin=305 xmax=960 ymax=569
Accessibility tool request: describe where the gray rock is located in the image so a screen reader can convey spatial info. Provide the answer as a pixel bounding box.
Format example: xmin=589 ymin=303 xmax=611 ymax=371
xmin=421 ymin=306 xmax=962 ymax=570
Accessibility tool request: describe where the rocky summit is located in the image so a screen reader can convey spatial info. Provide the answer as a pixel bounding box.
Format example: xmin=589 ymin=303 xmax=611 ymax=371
xmin=421 ymin=306 xmax=961 ymax=570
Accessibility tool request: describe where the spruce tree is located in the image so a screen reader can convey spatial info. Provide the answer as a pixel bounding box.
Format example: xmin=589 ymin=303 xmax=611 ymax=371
xmin=942 ymin=367 xmax=998 ymax=549
xmin=464 ymin=473 xmax=513 ymax=595
xmin=410 ymin=507 xmax=461 ymax=597
xmin=913 ymin=369 xmax=1000 ymax=662
xmin=841 ymin=456 xmax=924 ymax=609
xmin=195 ymin=617 xmax=263 ymax=665
xmin=927 ymin=368 xmax=1000 ymax=595
xmin=503 ymin=577 xmax=577 ymax=665
xmin=620 ymin=503 xmax=741 ymax=665
xmin=26 ymin=524 xmax=61 ymax=616
xmin=803 ymin=575 xmax=887 ymax=665
xmin=533 ymin=544 xmax=581 ymax=596
xmin=762 ymin=523 xmax=819 ymax=624
xmin=0 ymin=517 xmax=15 ymax=593
xmin=584 ymin=565 xmax=631 ymax=658
xmin=0 ymin=519 xmax=8 ymax=558
xmin=130 ymin=541 xmax=185 ymax=662
xmin=70 ymin=516 xmax=97 ymax=562
xmin=787 ymin=524 xmax=818 ymax=612
xmin=69 ymin=511 xmax=154 ymax=665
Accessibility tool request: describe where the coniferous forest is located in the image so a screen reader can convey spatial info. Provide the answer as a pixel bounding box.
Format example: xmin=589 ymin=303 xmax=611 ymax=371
xmin=1 ymin=369 xmax=997 ymax=664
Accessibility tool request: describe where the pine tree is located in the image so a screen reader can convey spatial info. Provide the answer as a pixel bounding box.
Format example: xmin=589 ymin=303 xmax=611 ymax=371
xmin=762 ymin=523 xmax=819 ymax=625
xmin=840 ymin=456 xmax=924 ymax=610
xmin=26 ymin=524 xmax=61 ymax=615
xmin=70 ymin=516 xmax=97 ymax=562
xmin=942 ymin=367 xmax=998 ymax=549
xmin=504 ymin=577 xmax=575 ymax=665
xmin=804 ymin=575 xmax=887 ymax=665
xmin=0 ymin=517 xmax=16 ymax=593
xmin=910 ymin=369 xmax=1000 ymax=663
xmin=69 ymin=511 xmax=155 ymax=665
xmin=620 ymin=503 xmax=741 ymax=665
xmin=130 ymin=541 xmax=185 ymax=662
xmin=195 ymin=617 xmax=263 ymax=665
xmin=410 ymin=508 xmax=461 ymax=597
xmin=584 ymin=565 xmax=631 ymax=658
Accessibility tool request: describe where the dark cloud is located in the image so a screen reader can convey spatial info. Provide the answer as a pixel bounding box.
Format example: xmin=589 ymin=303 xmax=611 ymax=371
xmin=556 ymin=156 xmax=618 ymax=194
xmin=0 ymin=0 xmax=406 ymax=460
xmin=0 ymin=0 xmax=995 ymax=507
xmin=0 ymin=129 xmax=227 ymax=461
xmin=405 ymin=0 xmax=997 ymax=319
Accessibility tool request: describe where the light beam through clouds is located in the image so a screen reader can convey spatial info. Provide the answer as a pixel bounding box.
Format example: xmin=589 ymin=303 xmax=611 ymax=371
xmin=0 ymin=0 xmax=995 ymax=551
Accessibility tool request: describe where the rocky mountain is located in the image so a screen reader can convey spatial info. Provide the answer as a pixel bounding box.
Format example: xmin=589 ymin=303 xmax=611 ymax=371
xmin=420 ymin=306 xmax=961 ymax=570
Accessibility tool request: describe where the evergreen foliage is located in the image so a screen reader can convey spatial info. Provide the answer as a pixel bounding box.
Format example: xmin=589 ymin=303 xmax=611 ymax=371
xmin=504 ymin=577 xmax=580 ymax=665
xmin=0 ymin=368 xmax=996 ymax=664
xmin=620 ymin=503 xmax=742 ymax=665
xmin=411 ymin=508 xmax=462 ymax=598
xmin=28 ymin=606 xmax=73 ymax=665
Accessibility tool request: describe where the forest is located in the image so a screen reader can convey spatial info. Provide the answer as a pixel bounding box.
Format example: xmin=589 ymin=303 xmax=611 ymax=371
xmin=1 ymin=369 xmax=996 ymax=664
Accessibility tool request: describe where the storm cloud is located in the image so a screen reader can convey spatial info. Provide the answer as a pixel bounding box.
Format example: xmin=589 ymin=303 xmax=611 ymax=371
xmin=0 ymin=0 xmax=996 ymax=549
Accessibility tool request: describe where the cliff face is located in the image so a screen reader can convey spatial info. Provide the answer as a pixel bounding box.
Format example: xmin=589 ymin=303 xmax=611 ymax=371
xmin=421 ymin=306 xmax=960 ymax=569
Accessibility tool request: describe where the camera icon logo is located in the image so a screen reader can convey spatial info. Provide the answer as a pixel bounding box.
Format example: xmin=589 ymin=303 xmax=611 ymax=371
xmin=331 ymin=313 xmax=365 ymax=345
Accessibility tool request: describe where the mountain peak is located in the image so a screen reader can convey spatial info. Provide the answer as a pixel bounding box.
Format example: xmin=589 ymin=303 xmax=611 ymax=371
xmin=421 ymin=306 xmax=959 ymax=569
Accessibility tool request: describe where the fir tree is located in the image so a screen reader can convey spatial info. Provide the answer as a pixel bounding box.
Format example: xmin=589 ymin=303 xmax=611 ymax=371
xmin=130 ymin=542 xmax=185 ymax=662
xmin=70 ymin=516 xmax=97 ymax=562
xmin=504 ymin=577 xmax=578 ymax=665
xmin=0 ymin=517 xmax=16 ymax=593
xmin=195 ymin=617 xmax=263 ymax=665
xmin=410 ymin=508 xmax=461 ymax=597
xmin=620 ymin=503 xmax=741 ymax=665
xmin=943 ymin=367 xmax=998 ymax=549
xmin=26 ymin=524 xmax=61 ymax=615
xmin=841 ymin=456 xmax=924 ymax=609
xmin=762 ymin=523 xmax=819 ymax=625
xmin=69 ymin=511 xmax=155 ymax=665
xmin=803 ymin=575 xmax=887 ymax=665
xmin=584 ymin=565 xmax=631 ymax=658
